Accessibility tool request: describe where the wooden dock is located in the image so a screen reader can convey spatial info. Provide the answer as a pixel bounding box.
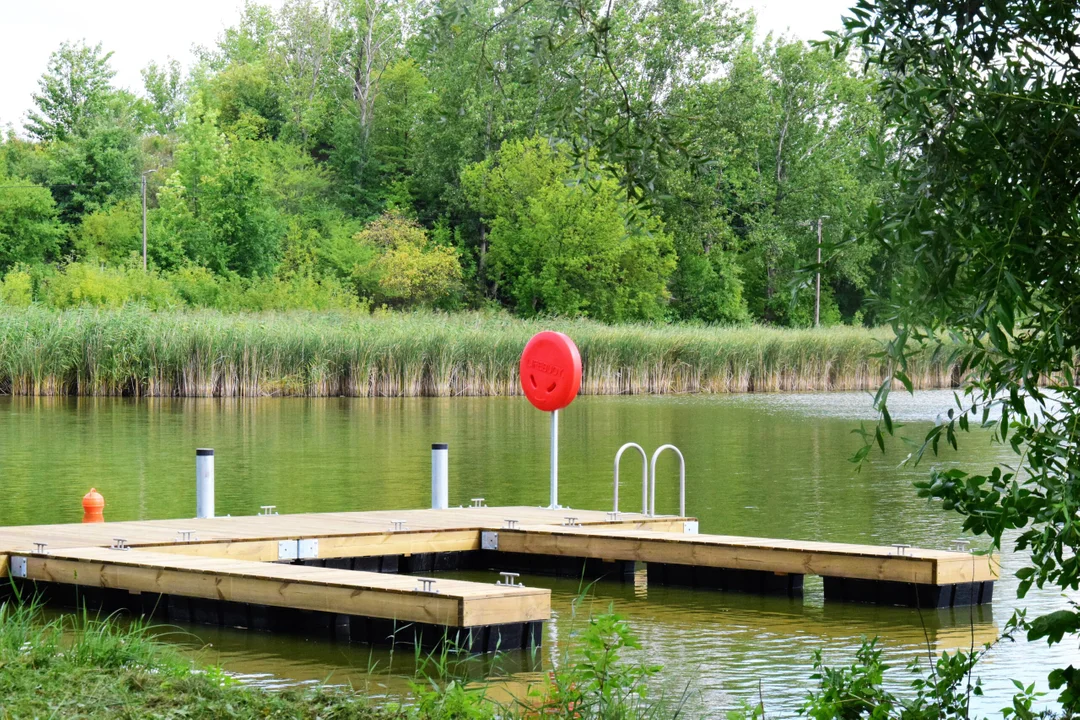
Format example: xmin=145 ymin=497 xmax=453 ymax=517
xmin=0 ymin=506 xmax=999 ymax=651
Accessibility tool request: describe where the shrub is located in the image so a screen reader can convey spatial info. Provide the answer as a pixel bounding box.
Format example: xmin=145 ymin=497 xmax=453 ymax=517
xmin=353 ymin=211 xmax=462 ymax=308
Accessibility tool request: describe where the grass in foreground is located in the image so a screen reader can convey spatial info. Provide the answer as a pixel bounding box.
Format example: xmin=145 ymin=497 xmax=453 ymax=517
xmin=0 ymin=599 xmax=395 ymax=719
xmin=0 ymin=596 xmax=686 ymax=720
xmin=0 ymin=307 xmax=959 ymax=397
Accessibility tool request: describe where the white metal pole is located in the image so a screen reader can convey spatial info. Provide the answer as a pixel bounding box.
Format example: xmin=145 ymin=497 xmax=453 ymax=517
xmin=141 ymin=175 xmax=148 ymax=271
xmin=196 ymin=448 xmax=214 ymax=519
xmin=431 ymin=443 xmax=448 ymax=509
xmin=550 ymin=410 xmax=559 ymax=508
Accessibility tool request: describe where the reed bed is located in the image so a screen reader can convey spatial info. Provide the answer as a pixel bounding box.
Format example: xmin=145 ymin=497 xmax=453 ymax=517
xmin=0 ymin=307 xmax=959 ymax=397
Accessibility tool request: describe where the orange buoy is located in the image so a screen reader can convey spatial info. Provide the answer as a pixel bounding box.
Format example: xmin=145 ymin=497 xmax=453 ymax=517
xmin=82 ymin=488 xmax=105 ymax=523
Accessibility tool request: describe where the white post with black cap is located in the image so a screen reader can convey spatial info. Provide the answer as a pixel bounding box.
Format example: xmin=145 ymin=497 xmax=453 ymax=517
xmin=196 ymin=448 xmax=215 ymax=519
xmin=431 ymin=443 xmax=449 ymax=510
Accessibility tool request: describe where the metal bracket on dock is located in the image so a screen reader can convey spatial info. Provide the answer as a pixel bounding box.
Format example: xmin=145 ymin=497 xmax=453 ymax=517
xmin=110 ymin=538 xmax=130 ymax=551
xmin=496 ymin=571 xmax=522 ymax=587
xmin=277 ymin=539 xmax=319 ymax=560
xmin=683 ymin=521 xmax=699 ymax=535
xmin=470 ymin=498 xmax=487 ymax=508
xmin=259 ymin=505 xmax=278 ymax=516
xmin=481 ymin=531 xmax=499 ymax=550
xmin=951 ymin=539 xmax=971 ymax=553
xmin=32 ymin=542 xmax=48 ymax=554
xmin=390 ymin=520 xmax=407 ymax=532
xmin=415 ymin=578 xmax=439 ymax=593
xmin=892 ymin=543 xmax=912 ymax=556
xmin=10 ymin=557 xmax=27 ymax=578
xmin=298 ymin=539 xmax=319 ymax=559
xmin=562 ymin=516 xmax=581 ymax=527
xmin=176 ymin=530 xmax=197 ymax=543
xmin=277 ymin=540 xmax=298 ymax=560
xmin=503 ymin=519 xmax=519 ymax=529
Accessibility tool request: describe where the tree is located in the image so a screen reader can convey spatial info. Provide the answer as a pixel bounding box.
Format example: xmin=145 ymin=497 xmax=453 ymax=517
xmin=141 ymin=58 xmax=186 ymax=134
xmin=272 ymin=0 xmax=337 ymax=146
xmin=156 ymin=103 xmax=284 ymax=275
xmin=0 ymin=175 xmax=63 ymax=271
xmin=46 ymin=120 xmax=142 ymax=225
xmin=843 ymin=0 xmax=1080 ymax=710
xmin=662 ymin=39 xmax=882 ymax=325
xmin=26 ymin=41 xmax=116 ymax=142
xmin=462 ymin=137 xmax=675 ymax=322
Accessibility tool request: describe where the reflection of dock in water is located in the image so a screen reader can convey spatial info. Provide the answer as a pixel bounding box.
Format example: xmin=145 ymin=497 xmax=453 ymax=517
xmin=586 ymin=575 xmax=1000 ymax=650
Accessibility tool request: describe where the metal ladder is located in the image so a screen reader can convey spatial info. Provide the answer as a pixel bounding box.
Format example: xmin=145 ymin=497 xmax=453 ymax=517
xmin=613 ymin=443 xmax=685 ymax=517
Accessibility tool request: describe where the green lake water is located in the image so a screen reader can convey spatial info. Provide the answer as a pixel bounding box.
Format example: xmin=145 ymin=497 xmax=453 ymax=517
xmin=1 ymin=391 xmax=1076 ymax=716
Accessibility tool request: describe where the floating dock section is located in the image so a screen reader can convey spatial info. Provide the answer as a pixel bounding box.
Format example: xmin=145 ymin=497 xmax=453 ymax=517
xmin=0 ymin=506 xmax=999 ymax=652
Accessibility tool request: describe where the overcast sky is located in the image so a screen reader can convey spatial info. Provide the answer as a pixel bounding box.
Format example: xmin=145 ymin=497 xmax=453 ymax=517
xmin=0 ymin=0 xmax=854 ymax=132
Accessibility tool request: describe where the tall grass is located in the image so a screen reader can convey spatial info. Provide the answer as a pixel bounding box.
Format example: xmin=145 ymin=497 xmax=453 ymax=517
xmin=0 ymin=307 xmax=959 ymax=397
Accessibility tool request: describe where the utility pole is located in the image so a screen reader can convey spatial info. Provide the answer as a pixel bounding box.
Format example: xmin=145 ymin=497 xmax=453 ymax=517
xmin=141 ymin=170 xmax=157 ymax=272
xmin=815 ymin=217 xmax=822 ymax=328
xmin=814 ymin=215 xmax=830 ymax=328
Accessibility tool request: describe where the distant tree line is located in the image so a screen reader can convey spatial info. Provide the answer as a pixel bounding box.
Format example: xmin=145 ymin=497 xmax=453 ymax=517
xmin=0 ymin=0 xmax=888 ymax=324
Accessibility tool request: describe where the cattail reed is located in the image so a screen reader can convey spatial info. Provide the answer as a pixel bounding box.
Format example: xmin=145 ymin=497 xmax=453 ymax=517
xmin=0 ymin=308 xmax=960 ymax=398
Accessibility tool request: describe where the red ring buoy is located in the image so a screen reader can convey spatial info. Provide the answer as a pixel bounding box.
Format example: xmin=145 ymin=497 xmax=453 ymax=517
xmin=519 ymin=331 xmax=582 ymax=412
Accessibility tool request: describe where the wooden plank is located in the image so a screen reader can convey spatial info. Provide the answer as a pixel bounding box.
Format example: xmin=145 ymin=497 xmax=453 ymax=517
xmin=491 ymin=526 xmax=999 ymax=585
xmin=0 ymin=507 xmax=690 ymax=557
xmin=15 ymin=548 xmax=550 ymax=627
xmin=934 ymin=554 xmax=1002 ymax=585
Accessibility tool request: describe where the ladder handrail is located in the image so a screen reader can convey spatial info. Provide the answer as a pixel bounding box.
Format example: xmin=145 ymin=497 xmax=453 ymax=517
xmin=649 ymin=444 xmax=685 ymax=517
xmin=613 ymin=442 xmax=648 ymax=515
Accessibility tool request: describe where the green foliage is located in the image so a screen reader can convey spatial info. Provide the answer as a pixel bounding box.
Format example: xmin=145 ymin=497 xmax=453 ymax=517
xmin=45 ymin=120 xmax=142 ymax=225
xmin=0 ymin=176 xmax=62 ymax=270
xmin=0 ymin=599 xmax=397 ymax=719
xmin=4 ymin=1 xmax=889 ymax=326
xmin=157 ymin=101 xmax=284 ymax=275
xmin=839 ymin=0 xmax=1080 ymax=711
xmin=25 ymin=41 xmax=116 ymax=142
xmin=76 ymin=198 xmax=141 ymax=264
xmin=42 ymin=262 xmax=180 ymax=310
xmin=544 ymin=610 xmax=663 ymax=718
xmin=463 ymin=138 xmax=675 ymax=322
xmin=141 ymin=58 xmax=185 ymax=134
xmin=801 ymin=637 xmax=1000 ymax=720
xmin=353 ymin=211 xmax=462 ymax=307
xmin=0 ymin=265 xmax=34 ymax=306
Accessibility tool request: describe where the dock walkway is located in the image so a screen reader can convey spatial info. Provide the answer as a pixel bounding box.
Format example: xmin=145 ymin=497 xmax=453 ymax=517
xmin=0 ymin=506 xmax=999 ymax=651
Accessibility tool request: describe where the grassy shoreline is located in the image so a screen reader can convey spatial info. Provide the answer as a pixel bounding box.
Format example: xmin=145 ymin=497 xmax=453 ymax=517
xmin=0 ymin=597 xmax=684 ymax=719
xmin=0 ymin=308 xmax=957 ymax=398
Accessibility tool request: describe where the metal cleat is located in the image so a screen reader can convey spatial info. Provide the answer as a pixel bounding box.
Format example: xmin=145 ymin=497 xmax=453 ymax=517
xmin=496 ymin=571 xmax=522 ymax=587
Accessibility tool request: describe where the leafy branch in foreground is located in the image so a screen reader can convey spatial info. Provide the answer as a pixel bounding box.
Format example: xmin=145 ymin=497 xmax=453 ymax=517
xmin=836 ymin=0 xmax=1080 ymax=711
